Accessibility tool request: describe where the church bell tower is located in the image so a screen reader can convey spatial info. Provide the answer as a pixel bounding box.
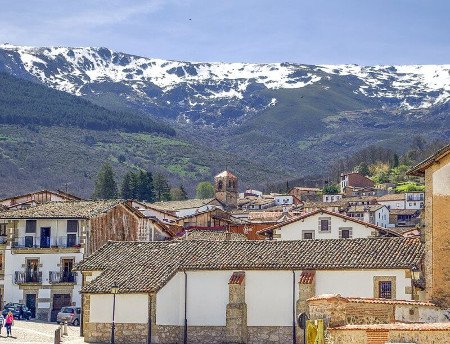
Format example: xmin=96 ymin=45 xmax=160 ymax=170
xmin=214 ymin=171 xmax=238 ymax=209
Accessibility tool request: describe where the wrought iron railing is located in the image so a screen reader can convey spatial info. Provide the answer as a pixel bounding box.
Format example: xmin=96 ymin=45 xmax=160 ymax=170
xmin=14 ymin=271 xmax=42 ymax=284
xmin=49 ymin=271 xmax=77 ymax=284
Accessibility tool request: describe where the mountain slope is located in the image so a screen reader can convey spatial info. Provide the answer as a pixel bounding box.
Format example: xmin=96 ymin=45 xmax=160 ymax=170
xmin=0 ymin=44 xmax=448 ymax=185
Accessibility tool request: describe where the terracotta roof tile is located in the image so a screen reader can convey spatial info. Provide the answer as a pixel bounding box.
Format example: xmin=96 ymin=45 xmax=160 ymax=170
xmin=229 ymin=271 xmax=245 ymax=285
xmin=299 ymin=270 xmax=315 ymax=284
xmin=77 ymin=237 xmax=423 ymax=294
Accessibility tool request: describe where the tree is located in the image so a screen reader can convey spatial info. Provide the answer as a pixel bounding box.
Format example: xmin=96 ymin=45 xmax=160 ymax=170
xmin=170 ymin=185 xmax=188 ymax=201
xmin=195 ymin=181 xmax=214 ymax=199
xmin=392 ymin=154 xmax=400 ymax=168
xmin=153 ymin=173 xmax=171 ymax=201
xmin=356 ymin=162 xmax=370 ymax=176
xmin=92 ymin=162 xmax=118 ymax=199
xmin=120 ymin=172 xmax=134 ymax=199
xmin=136 ymin=170 xmax=154 ymax=202
xmin=322 ymin=184 xmax=340 ymax=194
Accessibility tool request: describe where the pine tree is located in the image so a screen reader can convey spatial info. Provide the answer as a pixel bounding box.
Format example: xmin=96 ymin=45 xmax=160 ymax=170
xmin=120 ymin=172 xmax=134 ymax=199
xmin=137 ymin=170 xmax=154 ymax=202
xmin=170 ymin=184 xmax=188 ymax=201
xmin=92 ymin=162 xmax=118 ymax=199
xmin=153 ymin=173 xmax=171 ymax=201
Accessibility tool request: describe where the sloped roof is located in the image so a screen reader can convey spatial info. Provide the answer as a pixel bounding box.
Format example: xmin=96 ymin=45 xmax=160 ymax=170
xmin=215 ymin=170 xmax=237 ymax=179
xmin=77 ymin=237 xmax=423 ymax=293
xmin=180 ymin=229 xmax=247 ymax=241
xmin=258 ymin=209 xmax=395 ymax=235
xmin=0 ymin=189 xmax=82 ymax=203
xmin=151 ymin=198 xmax=218 ymax=211
xmin=346 ymin=205 xmax=385 ymax=213
xmin=377 ymin=193 xmax=405 ymax=202
xmin=0 ymin=200 xmax=122 ymax=219
xmin=408 ymin=144 xmax=450 ymax=176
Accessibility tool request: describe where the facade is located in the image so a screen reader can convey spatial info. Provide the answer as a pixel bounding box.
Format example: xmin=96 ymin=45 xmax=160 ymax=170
xmin=340 ymin=172 xmax=375 ymax=194
xmin=77 ymin=238 xmax=423 ymax=344
xmin=345 ymin=205 xmax=390 ymax=228
xmin=0 ymin=190 xmax=82 ymax=210
xmin=377 ymin=192 xmax=425 ymax=210
xmin=408 ymin=144 xmax=450 ymax=307
xmin=257 ymin=209 xmax=397 ymax=240
xmin=0 ymin=200 xmax=172 ymax=320
xmin=214 ymin=171 xmax=239 ymax=209
xmin=323 ymin=194 xmax=343 ymax=202
xmin=288 ymin=187 xmax=321 ymax=201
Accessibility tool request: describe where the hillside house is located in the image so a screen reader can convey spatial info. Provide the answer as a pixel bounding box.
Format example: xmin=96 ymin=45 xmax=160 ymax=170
xmin=322 ymin=194 xmax=343 ymax=202
xmin=288 ymin=187 xmax=321 ymax=201
xmin=150 ymin=198 xmax=223 ymax=218
xmin=340 ymin=172 xmax=375 ymax=194
xmin=345 ymin=204 xmax=389 ymax=228
xmin=257 ymin=209 xmax=397 ymax=240
xmin=389 ymin=209 xmax=421 ymax=227
xmin=76 ymin=238 xmax=423 ymax=344
xmin=377 ymin=192 xmax=425 ymax=210
xmin=0 ymin=200 xmax=172 ymax=320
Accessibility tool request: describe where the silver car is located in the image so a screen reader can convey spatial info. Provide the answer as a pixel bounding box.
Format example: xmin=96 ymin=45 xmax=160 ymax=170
xmin=56 ymin=306 xmax=81 ymax=326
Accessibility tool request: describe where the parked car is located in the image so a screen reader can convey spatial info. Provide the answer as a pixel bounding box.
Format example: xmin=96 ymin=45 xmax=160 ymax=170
xmin=2 ymin=303 xmax=32 ymax=320
xmin=56 ymin=306 xmax=81 ymax=326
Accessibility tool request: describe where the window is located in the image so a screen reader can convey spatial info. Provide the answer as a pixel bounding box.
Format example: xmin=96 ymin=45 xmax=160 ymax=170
xmin=66 ymin=220 xmax=78 ymax=233
xmin=0 ymin=223 xmax=6 ymax=236
xmin=25 ymin=220 xmax=37 ymax=233
xmin=379 ymin=281 xmax=392 ymax=299
xmin=67 ymin=234 xmax=77 ymax=247
xmin=25 ymin=236 xmax=34 ymax=248
xmin=318 ymin=217 xmax=331 ymax=232
xmin=302 ymin=231 xmax=315 ymax=240
xmin=339 ymin=228 xmax=352 ymax=239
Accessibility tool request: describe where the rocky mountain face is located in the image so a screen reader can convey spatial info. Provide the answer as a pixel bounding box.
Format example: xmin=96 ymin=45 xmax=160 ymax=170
xmin=0 ymin=44 xmax=449 ymax=186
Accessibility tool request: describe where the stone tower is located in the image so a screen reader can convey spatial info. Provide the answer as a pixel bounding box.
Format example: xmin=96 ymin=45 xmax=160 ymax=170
xmin=214 ymin=171 xmax=238 ymax=209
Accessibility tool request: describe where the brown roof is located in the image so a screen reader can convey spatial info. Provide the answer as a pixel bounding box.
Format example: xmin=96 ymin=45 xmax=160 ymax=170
xmin=377 ymin=193 xmax=405 ymax=202
xmin=77 ymin=237 xmax=423 ymax=293
xmin=408 ymin=144 xmax=450 ymax=176
xmin=308 ymin=294 xmax=435 ymax=307
xmin=151 ymin=198 xmax=219 ymax=211
xmin=181 ymin=229 xmax=247 ymax=241
xmin=0 ymin=200 xmax=122 ymax=219
xmin=346 ymin=205 xmax=385 ymax=213
xmin=389 ymin=209 xmax=420 ymax=216
xmin=0 ymin=189 xmax=82 ymax=203
xmin=257 ymin=209 xmax=395 ymax=235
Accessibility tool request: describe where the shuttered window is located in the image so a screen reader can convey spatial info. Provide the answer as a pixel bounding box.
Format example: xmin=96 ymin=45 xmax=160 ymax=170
xmin=25 ymin=220 xmax=37 ymax=233
xmin=339 ymin=227 xmax=353 ymax=239
xmin=67 ymin=220 xmax=78 ymax=233
xmin=318 ymin=217 xmax=331 ymax=232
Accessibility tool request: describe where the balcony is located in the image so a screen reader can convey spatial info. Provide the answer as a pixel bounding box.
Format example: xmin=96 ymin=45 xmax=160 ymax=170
xmin=49 ymin=271 xmax=77 ymax=284
xmin=14 ymin=271 xmax=42 ymax=284
xmin=12 ymin=236 xmax=80 ymax=249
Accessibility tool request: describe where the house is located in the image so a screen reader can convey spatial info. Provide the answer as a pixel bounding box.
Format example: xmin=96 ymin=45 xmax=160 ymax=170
xmin=150 ymin=198 xmax=223 ymax=218
xmin=76 ymin=237 xmax=423 ymax=344
xmin=377 ymin=192 xmax=425 ymax=210
xmin=131 ymin=201 xmax=178 ymax=223
xmin=257 ymin=209 xmax=397 ymax=240
xmin=408 ymin=144 xmax=450 ymax=307
xmin=345 ymin=204 xmax=390 ymax=228
xmin=288 ymin=187 xmax=321 ymax=201
xmin=322 ymin=194 xmax=343 ymax=202
xmin=0 ymin=190 xmax=82 ymax=210
xmin=389 ymin=209 xmax=421 ymax=227
xmin=303 ymin=200 xmax=346 ymax=213
xmin=0 ymin=200 xmax=172 ymax=320
xmin=340 ymin=172 xmax=375 ymax=194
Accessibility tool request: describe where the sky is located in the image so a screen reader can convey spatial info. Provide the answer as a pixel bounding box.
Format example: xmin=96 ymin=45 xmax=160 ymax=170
xmin=0 ymin=0 xmax=449 ymax=65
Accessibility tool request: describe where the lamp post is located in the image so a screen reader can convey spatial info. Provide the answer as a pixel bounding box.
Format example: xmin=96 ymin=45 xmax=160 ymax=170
xmin=411 ymin=265 xmax=420 ymax=300
xmin=111 ymin=282 xmax=119 ymax=344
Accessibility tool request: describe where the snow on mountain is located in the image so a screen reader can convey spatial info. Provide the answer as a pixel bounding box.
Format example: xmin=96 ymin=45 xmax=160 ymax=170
xmin=0 ymin=44 xmax=449 ymax=120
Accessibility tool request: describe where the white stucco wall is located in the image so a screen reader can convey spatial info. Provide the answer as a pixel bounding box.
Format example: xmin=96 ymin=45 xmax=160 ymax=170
xmin=90 ymin=294 xmax=149 ymax=323
xmin=378 ymin=200 xmax=406 ymax=210
xmin=374 ymin=207 xmax=389 ymax=228
xmin=13 ymin=219 xmax=82 ymax=246
xmin=156 ymin=271 xmax=230 ymax=326
xmin=276 ymin=213 xmax=375 ymax=240
xmin=153 ymin=268 xmax=412 ymax=327
xmin=316 ymin=269 xmax=411 ymax=300
xmin=3 ymin=250 xmax=83 ymax=307
xmin=433 ymin=163 xmax=450 ymax=196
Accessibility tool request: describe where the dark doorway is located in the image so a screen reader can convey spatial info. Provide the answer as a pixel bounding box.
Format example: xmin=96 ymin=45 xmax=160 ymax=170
xmin=51 ymin=294 xmax=71 ymax=322
xmin=62 ymin=259 xmax=75 ymax=282
xmin=40 ymin=227 xmax=51 ymax=248
xmin=26 ymin=294 xmax=37 ymax=318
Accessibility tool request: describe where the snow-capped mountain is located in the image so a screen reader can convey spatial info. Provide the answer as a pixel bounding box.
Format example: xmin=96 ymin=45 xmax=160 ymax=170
xmin=1 ymin=44 xmax=449 ymax=126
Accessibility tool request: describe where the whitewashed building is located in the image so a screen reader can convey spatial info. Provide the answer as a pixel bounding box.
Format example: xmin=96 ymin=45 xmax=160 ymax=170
xmin=257 ymin=209 xmax=397 ymax=240
xmin=77 ymin=238 xmax=424 ymax=344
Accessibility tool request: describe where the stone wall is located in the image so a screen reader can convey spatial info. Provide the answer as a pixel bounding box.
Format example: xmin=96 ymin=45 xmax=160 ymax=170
xmin=84 ymin=322 xmax=148 ymax=344
xmin=247 ymin=326 xmax=292 ymax=344
xmin=328 ymin=327 xmax=450 ymax=344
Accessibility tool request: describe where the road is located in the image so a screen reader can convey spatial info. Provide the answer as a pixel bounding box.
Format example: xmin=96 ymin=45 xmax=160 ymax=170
xmin=0 ymin=320 xmax=84 ymax=344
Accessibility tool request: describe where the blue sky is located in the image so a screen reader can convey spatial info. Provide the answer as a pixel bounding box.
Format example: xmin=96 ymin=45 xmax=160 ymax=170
xmin=0 ymin=0 xmax=449 ymax=65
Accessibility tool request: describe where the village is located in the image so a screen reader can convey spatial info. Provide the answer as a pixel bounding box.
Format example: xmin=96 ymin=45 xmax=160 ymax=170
xmin=0 ymin=144 xmax=447 ymax=343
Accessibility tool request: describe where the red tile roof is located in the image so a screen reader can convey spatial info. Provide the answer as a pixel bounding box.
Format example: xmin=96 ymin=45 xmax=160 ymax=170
xmin=229 ymin=271 xmax=245 ymax=285
xmin=299 ymin=270 xmax=315 ymax=284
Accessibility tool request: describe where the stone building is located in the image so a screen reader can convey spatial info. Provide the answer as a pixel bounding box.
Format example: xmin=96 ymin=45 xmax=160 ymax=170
xmin=76 ymin=237 xmax=423 ymax=343
xmin=408 ymin=144 xmax=450 ymax=307
xmin=214 ymin=170 xmax=238 ymax=209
